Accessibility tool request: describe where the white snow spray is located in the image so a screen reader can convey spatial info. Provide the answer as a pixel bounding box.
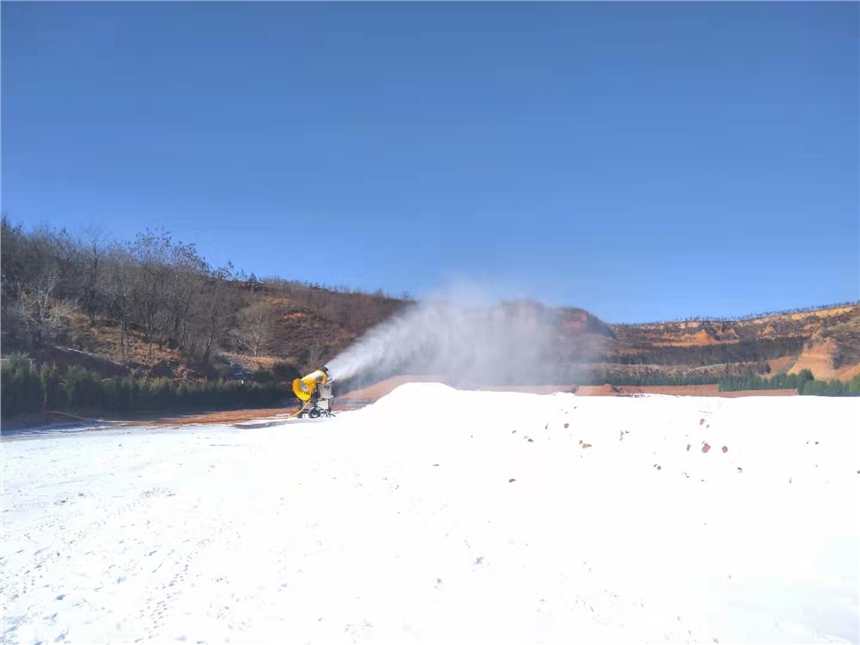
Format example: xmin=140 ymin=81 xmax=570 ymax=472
xmin=327 ymin=284 xmax=593 ymax=390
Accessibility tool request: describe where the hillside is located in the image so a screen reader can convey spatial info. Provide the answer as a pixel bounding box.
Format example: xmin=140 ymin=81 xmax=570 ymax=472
xmin=2 ymin=217 xmax=858 ymax=398
xmin=603 ymin=303 xmax=860 ymax=381
xmin=7 ymin=287 xmax=857 ymax=389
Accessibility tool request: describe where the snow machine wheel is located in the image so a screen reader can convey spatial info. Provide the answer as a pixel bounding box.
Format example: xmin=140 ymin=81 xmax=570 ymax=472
xmin=309 ymin=408 xmax=321 ymax=419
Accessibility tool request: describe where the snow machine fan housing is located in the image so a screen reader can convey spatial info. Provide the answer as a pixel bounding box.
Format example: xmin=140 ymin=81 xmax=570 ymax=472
xmin=292 ymin=366 xmax=334 ymax=418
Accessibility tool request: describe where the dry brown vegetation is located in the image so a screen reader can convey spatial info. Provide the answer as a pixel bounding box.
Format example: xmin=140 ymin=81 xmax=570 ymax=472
xmin=3 ymin=216 xmax=858 ymax=392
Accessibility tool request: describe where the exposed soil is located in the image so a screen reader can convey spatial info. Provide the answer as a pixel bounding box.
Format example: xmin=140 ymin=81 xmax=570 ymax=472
xmin=140 ymin=408 xmax=299 ymax=427
xmin=575 ymin=384 xmax=621 ymax=396
xmin=836 ymin=363 xmax=860 ymax=381
xmin=466 ymin=384 xmax=580 ymax=395
xmin=340 ymin=375 xmax=450 ymax=400
xmin=789 ymin=337 xmax=841 ymax=380
xmin=339 ymin=376 xmax=799 ymax=402
xmin=767 ymin=356 xmax=796 ymax=375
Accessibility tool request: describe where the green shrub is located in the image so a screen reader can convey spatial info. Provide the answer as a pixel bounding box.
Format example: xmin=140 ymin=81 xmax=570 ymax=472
xmin=719 ymin=370 xmax=815 ymax=393
xmin=272 ymin=361 xmax=301 ymax=382
xmin=40 ymin=363 xmax=64 ymax=410
xmin=252 ymin=369 xmax=275 ymax=384
xmin=577 ymin=372 xmax=721 ymax=387
xmin=1 ymin=354 xmax=43 ymax=416
xmin=63 ymin=365 xmax=102 ymax=409
xmin=2 ymin=358 xmax=289 ymax=418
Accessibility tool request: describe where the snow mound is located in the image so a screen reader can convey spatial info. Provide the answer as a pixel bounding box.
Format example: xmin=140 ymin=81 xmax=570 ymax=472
xmin=371 ymin=381 xmax=460 ymax=409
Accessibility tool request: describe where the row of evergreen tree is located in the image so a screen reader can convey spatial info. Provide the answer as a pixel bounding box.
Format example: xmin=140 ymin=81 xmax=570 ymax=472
xmin=1 ymin=354 xmax=291 ymax=418
xmin=580 ymin=372 xmax=721 ymax=386
xmin=5 ymin=352 xmax=858 ymax=419
xmin=611 ymin=338 xmax=807 ymax=367
xmin=577 ymin=368 xmax=860 ymax=396
xmin=718 ymin=370 xmax=860 ymax=396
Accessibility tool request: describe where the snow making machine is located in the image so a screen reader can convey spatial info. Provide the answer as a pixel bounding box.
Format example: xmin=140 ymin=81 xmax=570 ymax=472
xmin=292 ymin=366 xmax=334 ymax=418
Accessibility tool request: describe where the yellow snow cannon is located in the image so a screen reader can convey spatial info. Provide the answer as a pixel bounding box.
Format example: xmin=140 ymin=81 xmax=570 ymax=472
xmin=291 ymin=366 xmax=334 ymax=418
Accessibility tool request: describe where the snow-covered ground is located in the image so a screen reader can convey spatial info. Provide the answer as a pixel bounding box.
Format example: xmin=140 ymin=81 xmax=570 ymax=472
xmin=2 ymin=384 xmax=858 ymax=644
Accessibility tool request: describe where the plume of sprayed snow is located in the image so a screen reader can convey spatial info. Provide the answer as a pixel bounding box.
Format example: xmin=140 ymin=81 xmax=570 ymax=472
xmin=327 ymin=284 xmax=594 ymax=390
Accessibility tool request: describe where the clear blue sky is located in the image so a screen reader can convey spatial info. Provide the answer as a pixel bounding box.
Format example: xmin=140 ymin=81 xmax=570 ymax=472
xmin=2 ymin=3 xmax=858 ymax=323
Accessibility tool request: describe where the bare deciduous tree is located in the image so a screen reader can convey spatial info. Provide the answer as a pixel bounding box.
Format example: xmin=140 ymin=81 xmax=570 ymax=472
xmin=79 ymin=227 xmax=107 ymax=326
xmin=188 ymin=263 xmax=241 ymax=365
xmin=233 ymin=301 xmax=277 ymax=357
xmin=101 ymin=245 xmax=136 ymax=362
